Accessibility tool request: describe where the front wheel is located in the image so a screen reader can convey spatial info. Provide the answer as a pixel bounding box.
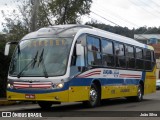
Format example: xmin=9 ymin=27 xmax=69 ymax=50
xmin=37 ymin=101 xmax=53 ymax=109
xmin=83 ymin=83 xmax=100 ymax=107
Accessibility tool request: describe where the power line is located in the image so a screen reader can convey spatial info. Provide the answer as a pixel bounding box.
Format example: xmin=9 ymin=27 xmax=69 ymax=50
xmin=91 ymin=11 xmax=120 ymax=27
xmin=93 ymin=0 xmax=160 ymax=30
xmin=138 ymin=0 xmax=160 ymax=15
xmin=128 ymin=0 xmax=160 ymax=18
xmin=128 ymin=0 xmax=160 ymax=36
xmin=92 ymin=5 xmax=139 ymax=28
xmin=150 ymin=0 xmax=160 ymax=8
xmin=89 ymin=11 xmax=148 ymax=40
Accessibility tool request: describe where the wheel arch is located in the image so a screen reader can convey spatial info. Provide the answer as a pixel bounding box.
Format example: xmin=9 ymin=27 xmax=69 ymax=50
xmin=139 ymin=80 xmax=144 ymax=95
xmin=91 ymin=79 xmax=102 ymax=98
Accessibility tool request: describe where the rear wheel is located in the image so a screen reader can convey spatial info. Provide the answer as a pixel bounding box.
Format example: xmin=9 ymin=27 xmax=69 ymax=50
xmin=136 ymin=85 xmax=143 ymax=101
xmin=37 ymin=101 xmax=53 ymax=109
xmin=127 ymin=85 xmax=143 ymax=102
xmin=83 ymin=83 xmax=100 ymax=107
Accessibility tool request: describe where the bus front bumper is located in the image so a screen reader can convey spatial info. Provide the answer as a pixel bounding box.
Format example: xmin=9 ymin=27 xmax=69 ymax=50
xmin=7 ymin=90 xmax=69 ymax=102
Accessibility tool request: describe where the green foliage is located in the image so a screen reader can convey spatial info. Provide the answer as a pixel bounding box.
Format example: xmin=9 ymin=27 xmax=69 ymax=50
xmin=48 ymin=0 xmax=92 ymax=24
xmin=0 ymin=34 xmax=10 ymax=97
xmin=134 ymin=26 xmax=160 ymax=34
xmin=86 ymin=22 xmax=160 ymax=38
xmin=86 ymin=22 xmax=134 ymax=38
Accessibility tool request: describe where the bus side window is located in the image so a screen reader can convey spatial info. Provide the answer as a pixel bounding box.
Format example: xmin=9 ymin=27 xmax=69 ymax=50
xmin=87 ymin=36 xmax=102 ymax=66
xmin=144 ymin=49 xmax=152 ymax=71
xmin=151 ymin=51 xmax=156 ymax=68
xmin=125 ymin=45 xmax=135 ymax=69
xmin=71 ymin=34 xmax=86 ymax=66
xmin=135 ymin=47 xmax=144 ymax=70
xmin=102 ymin=39 xmax=114 ymax=67
xmin=114 ymin=42 xmax=126 ymax=68
xmin=71 ymin=46 xmax=76 ymax=66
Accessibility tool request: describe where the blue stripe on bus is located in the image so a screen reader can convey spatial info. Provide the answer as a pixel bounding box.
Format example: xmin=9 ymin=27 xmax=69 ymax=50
xmin=70 ymin=78 xmax=140 ymax=86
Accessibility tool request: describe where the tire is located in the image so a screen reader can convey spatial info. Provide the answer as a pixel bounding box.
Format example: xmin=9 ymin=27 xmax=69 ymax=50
xmin=83 ymin=83 xmax=101 ymax=107
xmin=127 ymin=85 xmax=143 ymax=102
xmin=135 ymin=85 xmax=143 ymax=102
xmin=37 ymin=101 xmax=53 ymax=109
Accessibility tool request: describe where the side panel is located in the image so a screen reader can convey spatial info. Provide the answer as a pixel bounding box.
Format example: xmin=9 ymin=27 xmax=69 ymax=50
xmin=75 ymin=68 xmax=142 ymax=100
xmin=144 ymin=66 xmax=156 ymax=94
xmin=101 ymin=85 xmax=138 ymax=99
xmin=68 ymin=86 xmax=90 ymax=102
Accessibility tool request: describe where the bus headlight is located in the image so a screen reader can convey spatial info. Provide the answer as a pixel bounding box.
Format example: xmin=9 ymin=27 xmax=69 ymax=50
xmin=7 ymin=83 xmax=14 ymax=89
xmin=7 ymin=83 xmax=11 ymax=88
xmin=56 ymin=83 xmax=64 ymax=88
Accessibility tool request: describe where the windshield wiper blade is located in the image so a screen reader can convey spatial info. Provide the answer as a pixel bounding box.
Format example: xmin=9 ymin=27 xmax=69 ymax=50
xmin=17 ymin=44 xmax=21 ymax=56
xmin=32 ymin=51 xmax=38 ymax=68
xmin=38 ymin=48 xmax=48 ymax=78
xmin=17 ymin=51 xmax=38 ymax=78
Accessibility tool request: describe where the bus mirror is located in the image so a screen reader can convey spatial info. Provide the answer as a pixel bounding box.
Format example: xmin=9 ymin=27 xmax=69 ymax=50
xmin=4 ymin=42 xmax=18 ymax=56
xmin=76 ymin=44 xmax=84 ymax=56
xmin=4 ymin=43 xmax=11 ymax=56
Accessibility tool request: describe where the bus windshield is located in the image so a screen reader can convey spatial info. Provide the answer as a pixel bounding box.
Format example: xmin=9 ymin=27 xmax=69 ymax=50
xmin=9 ymin=38 xmax=73 ymax=77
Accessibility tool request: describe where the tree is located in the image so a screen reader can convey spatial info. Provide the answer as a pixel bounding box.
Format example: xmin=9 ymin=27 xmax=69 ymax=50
xmin=0 ymin=34 xmax=10 ymax=97
xmin=48 ymin=0 xmax=92 ymax=24
xmin=86 ymin=22 xmax=134 ymax=38
xmin=2 ymin=0 xmax=93 ymax=35
xmin=1 ymin=1 xmax=31 ymax=41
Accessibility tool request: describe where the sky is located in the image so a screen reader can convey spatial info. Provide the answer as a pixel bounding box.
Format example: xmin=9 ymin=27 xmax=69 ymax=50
xmin=0 ymin=0 xmax=160 ymax=32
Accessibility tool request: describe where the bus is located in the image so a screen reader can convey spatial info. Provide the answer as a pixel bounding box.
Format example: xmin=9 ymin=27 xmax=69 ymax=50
xmin=4 ymin=24 xmax=156 ymax=108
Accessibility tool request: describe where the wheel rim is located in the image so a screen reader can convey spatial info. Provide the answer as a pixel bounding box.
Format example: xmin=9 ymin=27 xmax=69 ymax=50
xmin=138 ymin=87 xmax=142 ymax=100
xmin=90 ymin=88 xmax=97 ymax=103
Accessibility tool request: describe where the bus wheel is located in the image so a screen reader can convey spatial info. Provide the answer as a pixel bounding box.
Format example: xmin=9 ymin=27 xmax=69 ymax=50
xmin=83 ymin=83 xmax=100 ymax=107
xmin=38 ymin=101 xmax=53 ymax=109
xmin=127 ymin=85 xmax=143 ymax=102
xmin=136 ymin=84 xmax=143 ymax=102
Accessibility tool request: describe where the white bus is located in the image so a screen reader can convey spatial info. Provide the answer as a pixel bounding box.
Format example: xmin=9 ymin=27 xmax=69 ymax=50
xmin=5 ymin=24 xmax=156 ymax=109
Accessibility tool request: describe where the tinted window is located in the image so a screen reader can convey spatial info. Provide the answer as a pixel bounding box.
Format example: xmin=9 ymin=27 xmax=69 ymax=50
xmin=145 ymin=61 xmax=152 ymax=70
xmin=136 ymin=48 xmax=143 ymax=59
xmin=102 ymin=54 xmax=114 ymax=67
xmin=126 ymin=45 xmax=134 ymax=58
xmin=88 ymin=51 xmax=101 ymax=65
xmin=144 ymin=49 xmax=154 ymax=71
xmin=115 ymin=43 xmax=124 ymax=56
xmin=146 ymin=50 xmax=151 ymax=60
xmin=87 ymin=36 xmax=100 ymax=52
xmin=151 ymin=51 xmax=155 ymax=70
xmin=136 ymin=59 xmax=143 ymax=69
xmin=125 ymin=45 xmax=135 ymax=69
xmin=102 ymin=39 xmax=114 ymax=67
xmin=151 ymin=51 xmax=155 ymax=62
xmin=136 ymin=48 xmax=143 ymax=70
xmin=114 ymin=42 xmax=125 ymax=68
xmin=87 ymin=36 xmax=102 ymax=66
xmin=102 ymin=40 xmax=113 ymax=54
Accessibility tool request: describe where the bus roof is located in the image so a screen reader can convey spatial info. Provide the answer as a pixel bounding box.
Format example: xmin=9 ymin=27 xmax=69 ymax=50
xmin=22 ymin=24 xmax=153 ymax=50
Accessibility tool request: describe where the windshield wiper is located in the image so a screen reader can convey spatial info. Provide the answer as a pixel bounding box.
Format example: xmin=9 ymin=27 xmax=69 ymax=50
xmin=17 ymin=44 xmax=21 ymax=56
xmin=17 ymin=51 xmax=38 ymax=78
xmin=38 ymin=48 xmax=48 ymax=78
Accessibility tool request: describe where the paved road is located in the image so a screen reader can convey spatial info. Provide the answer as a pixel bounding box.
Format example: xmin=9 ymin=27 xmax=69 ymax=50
xmin=0 ymin=91 xmax=160 ymax=120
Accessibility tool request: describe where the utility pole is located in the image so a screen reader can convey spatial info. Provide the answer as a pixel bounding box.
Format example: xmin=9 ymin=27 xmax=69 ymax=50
xmin=30 ymin=0 xmax=40 ymax=32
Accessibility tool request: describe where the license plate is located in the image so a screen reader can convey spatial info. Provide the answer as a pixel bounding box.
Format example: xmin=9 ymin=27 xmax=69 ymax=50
xmin=25 ymin=94 xmax=35 ymax=99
